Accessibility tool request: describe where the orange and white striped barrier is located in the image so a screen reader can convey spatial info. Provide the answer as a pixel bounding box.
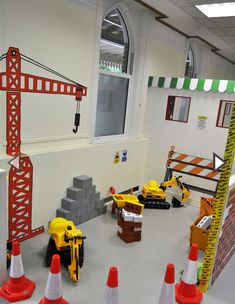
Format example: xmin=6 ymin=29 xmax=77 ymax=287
xmin=167 ymin=152 xmax=219 ymax=181
xmin=158 ymin=263 xmax=175 ymax=304
xmin=0 ymin=241 xmax=35 ymax=302
xmin=165 ymin=147 xmax=219 ymax=195
xmin=104 ymin=266 xmax=119 ymax=304
xmin=175 ymin=243 xmax=203 ymax=304
xmin=39 ymin=254 xmax=69 ymax=304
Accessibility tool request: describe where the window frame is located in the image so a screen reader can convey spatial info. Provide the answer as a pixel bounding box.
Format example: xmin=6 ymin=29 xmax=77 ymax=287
xmin=165 ymin=95 xmax=191 ymax=123
xmin=94 ymin=6 xmax=133 ymax=140
xmin=216 ymin=99 xmax=234 ymax=129
xmin=185 ymin=47 xmax=195 ymax=78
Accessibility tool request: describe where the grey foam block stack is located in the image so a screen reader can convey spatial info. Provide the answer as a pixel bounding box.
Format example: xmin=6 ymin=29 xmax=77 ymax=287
xmin=56 ymin=175 xmax=107 ymax=225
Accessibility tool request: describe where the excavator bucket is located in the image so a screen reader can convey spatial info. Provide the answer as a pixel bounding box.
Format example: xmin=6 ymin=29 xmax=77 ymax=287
xmin=172 ymin=196 xmax=184 ymax=208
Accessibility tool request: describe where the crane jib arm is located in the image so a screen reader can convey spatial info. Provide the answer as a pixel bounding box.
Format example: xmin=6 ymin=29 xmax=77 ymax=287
xmin=0 ymin=72 xmax=87 ymax=100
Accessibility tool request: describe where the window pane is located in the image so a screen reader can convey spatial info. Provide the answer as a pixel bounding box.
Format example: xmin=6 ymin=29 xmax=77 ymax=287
xmin=95 ymin=74 xmax=129 ymax=137
xmin=166 ymin=96 xmax=190 ymax=123
xmin=216 ymin=100 xmax=234 ymax=128
xmin=99 ymin=9 xmax=129 ymax=73
xmin=185 ymin=47 xmax=195 ymax=78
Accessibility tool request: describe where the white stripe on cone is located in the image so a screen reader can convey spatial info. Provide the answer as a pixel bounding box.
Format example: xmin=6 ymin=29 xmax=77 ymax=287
xmin=10 ymin=254 xmax=24 ymax=278
xmin=45 ymin=272 xmax=62 ymax=300
xmin=159 ymin=282 xmax=174 ymax=304
xmin=104 ymin=287 xmax=119 ymax=304
xmin=182 ymin=260 xmax=197 ymax=285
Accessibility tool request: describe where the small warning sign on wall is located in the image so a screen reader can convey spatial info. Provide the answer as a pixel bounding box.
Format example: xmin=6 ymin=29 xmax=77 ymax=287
xmin=197 ymin=115 xmax=208 ymax=130
xmin=122 ymin=149 xmax=127 ymax=162
xmin=114 ymin=152 xmax=120 ymax=164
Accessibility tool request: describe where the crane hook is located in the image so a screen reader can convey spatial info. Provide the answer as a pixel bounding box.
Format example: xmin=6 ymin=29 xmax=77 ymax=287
xmin=73 ymin=101 xmax=80 ymax=133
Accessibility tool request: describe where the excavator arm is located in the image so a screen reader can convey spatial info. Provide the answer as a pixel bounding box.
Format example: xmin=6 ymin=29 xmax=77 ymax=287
xmin=161 ymin=176 xmax=190 ymax=207
xmin=66 ymin=234 xmax=86 ymax=282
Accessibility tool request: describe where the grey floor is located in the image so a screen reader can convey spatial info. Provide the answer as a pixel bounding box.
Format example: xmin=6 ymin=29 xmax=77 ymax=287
xmin=1 ymin=203 xmax=234 ymax=304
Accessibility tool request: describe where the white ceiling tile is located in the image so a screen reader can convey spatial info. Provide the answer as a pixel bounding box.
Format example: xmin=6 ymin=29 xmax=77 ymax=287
xmin=227 ymin=36 xmax=235 ymax=42
xmin=223 ymin=27 xmax=235 ymax=35
xmin=196 ymin=18 xmax=216 ymax=28
xmin=182 ymin=6 xmax=207 ymax=18
xmin=169 ymin=0 xmax=189 ymax=7
xmin=221 ymin=36 xmax=235 ymax=43
xmin=209 ymin=28 xmax=226 ymax=36
xmin=188 ymin=0 xmax=235 ymax=4
xmin=211 ymin=17 xmax=235 ymax=28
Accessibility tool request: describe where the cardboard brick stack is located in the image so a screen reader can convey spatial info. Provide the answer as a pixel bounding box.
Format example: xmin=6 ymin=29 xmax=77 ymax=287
xmin=190 ymin=197 xmax=214 ymax=251
xmin=117 ymin=201 xmax=143 ymax=243
xmin=56 ymin=175 xmax=106 ymax=225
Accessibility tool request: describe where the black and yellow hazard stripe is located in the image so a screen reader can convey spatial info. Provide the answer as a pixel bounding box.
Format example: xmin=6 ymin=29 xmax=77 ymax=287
xmin=199 ymin=103 xmax=235 ymax=292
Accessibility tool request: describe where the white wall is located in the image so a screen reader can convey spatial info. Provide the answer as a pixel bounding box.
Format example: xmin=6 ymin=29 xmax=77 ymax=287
xmin=1 ymin=0 xmax=96 ymax=148
xmin=144 ymin=87 xmax=234 ymax=203
xmin=147 ymin=24 xmax=235 ymax=81
xmin=0 ymin=0 xmax=151 ymax=228
xmin=206 ymin=52 xmax=235 ymax=80
xmin=147 ymin=21 xmax=186 ymax=77
xmin=0 ymin=139 xmax=148 ymax=228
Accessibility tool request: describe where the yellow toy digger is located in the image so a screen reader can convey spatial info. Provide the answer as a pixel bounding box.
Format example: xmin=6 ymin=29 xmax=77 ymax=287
xmin=138 ymin=175 xmax=190 ymax=208
xmin=45 ymin=217 xmax=86 ymax=282
xmin=111 ymin=193 xmax=144 ymax=214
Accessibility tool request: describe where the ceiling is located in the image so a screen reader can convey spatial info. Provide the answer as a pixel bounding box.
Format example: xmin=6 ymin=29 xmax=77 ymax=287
xmin=139 ymin=0 xmax=235 ymax=64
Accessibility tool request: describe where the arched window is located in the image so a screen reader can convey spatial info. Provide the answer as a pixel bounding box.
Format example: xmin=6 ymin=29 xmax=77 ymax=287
xmin=95 ymin=9 xmax=132 ymax=137
xmin=185 ymin=47 xmax=195 ymax=78
xmin=99 ymin=9 xmax=129 ymax=73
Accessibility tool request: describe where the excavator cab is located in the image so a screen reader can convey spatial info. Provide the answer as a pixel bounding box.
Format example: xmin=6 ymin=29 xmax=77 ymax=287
xmin=138 ymin=176 xmax=190 ymax=209
xmin=45 ymin=217 xmax=86 ymax=282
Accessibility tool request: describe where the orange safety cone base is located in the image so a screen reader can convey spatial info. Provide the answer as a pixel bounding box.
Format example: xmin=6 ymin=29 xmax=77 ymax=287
xmin=39 ymin=296 xmax=69 ymax=304
xmin=0 ymin=277 xmax=35 ymax=302
xmin=175 ymin=283 xmax=203 ymax=304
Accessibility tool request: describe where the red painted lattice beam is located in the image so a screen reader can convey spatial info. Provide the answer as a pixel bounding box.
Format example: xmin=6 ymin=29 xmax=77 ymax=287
xmin=1 ymin=46 xmax=87 ymax=243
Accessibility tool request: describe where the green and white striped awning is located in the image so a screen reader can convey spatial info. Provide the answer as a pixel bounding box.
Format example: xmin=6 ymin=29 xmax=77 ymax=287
xmin=148 ymin=76 xmax=235 ymax=94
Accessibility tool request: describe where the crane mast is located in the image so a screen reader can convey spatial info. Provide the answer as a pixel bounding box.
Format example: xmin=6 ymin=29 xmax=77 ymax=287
xmin=0 ymin=47 xmax=87 ymax=242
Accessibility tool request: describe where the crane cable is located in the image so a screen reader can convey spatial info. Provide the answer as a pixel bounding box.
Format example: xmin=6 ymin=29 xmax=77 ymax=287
xmin=0 ymin=54 xmax=6 ymax=61
xmin=20 ymin=54 xmax=84 ymax=133
xmin=20 ymin=53 xmax=85 ymax=87
xmin=0 ymin=51 xmax=85 ymax=133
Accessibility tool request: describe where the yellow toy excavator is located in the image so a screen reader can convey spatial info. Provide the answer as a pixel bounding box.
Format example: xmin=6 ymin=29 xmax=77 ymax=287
xmin=45 ymin=217 xmax=86 ymax=282
xmin=138 ymin=176 xmax=190 ymax=208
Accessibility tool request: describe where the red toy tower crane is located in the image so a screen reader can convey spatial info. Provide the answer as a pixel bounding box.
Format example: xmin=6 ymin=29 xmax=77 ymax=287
xmin=0 ymin=47 xmax=87 ymax=242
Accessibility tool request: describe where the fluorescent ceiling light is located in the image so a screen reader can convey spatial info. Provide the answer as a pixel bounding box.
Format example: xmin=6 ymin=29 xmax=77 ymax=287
xmin=104 ymin=18 xmax=122 ymax=28
xmin=101 ymin=39 xmax=124 ymax=49
xmin=196 ymin=2 xmax=235 ymax=18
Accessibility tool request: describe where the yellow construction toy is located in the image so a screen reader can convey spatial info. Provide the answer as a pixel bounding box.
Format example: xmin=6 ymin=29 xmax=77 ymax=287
xmin=45 ymin=217 xmax=86 ymax=282
xmin=138 ymin=175 xmax=190 ymax=208
xmin=112 ymin=193 xmax=144 ymax=214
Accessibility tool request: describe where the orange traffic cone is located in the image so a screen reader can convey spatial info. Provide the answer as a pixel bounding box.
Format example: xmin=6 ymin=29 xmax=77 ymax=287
xmin=39 ymin=254 xmax=69 ymax=304
xmin=175 ymin=243 xmax=203 ymax=304
xmin=0 ymin=241 xmax=35 ymax=302
xmin=159 ymin=263 xmax=175 ymax=304
xmin=104 ymin=266 xmax=119 ymax=304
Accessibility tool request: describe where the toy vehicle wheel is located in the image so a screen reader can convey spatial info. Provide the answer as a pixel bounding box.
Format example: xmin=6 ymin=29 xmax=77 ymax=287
xmin=164 ymin=203 xmax=170 ymax=209
xmin=79 ymin=241 xmax=84 ymax=268
xmin=62 ymin=250 xmax=71 ymax=267
xmin=7 ymin=242 xmax=12 ymax=269
xmin=45 ymin=236 xmax=57 ymax=267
